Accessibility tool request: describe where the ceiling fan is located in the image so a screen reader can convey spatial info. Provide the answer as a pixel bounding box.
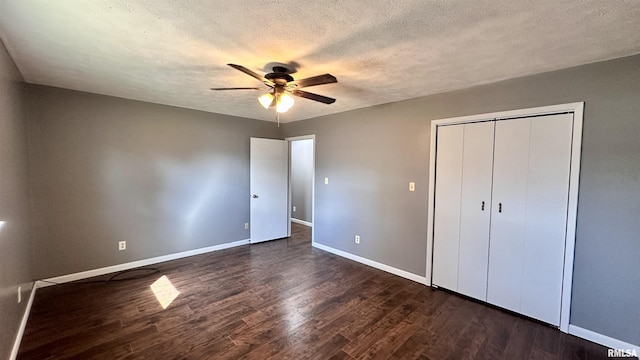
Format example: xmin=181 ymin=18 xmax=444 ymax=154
xmin=212 ymin=64 xmax=337 ymax=114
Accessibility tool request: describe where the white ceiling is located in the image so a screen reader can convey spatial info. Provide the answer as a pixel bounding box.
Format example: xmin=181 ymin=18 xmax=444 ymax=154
xmin=1 ymin=1 xmax=639 ymax=122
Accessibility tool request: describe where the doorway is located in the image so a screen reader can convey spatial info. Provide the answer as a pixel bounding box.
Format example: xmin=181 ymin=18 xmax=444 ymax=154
xmin=287 ymin=135 xmax=315 ymax=243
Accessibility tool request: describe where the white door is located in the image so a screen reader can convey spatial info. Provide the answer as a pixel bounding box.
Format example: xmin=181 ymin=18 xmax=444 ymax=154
xmin=519 ymin=113 xmax=573 ymax=325
xmin=250 ymin=138 xmax=288 ymax=243
xmin=488 ymin=118 xmax=531 ymax=314
xmin=488 ymin=114 xmax=573 ymax=326
xmin=432 ymin=125 xmax=464 ymax=290
xmin=457 ymin=121 xmax=494 ymax=301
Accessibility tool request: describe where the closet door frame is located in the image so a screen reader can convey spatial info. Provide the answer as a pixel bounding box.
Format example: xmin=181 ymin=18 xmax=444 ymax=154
xmin=426 ymin=102 xmax=584 ymax=333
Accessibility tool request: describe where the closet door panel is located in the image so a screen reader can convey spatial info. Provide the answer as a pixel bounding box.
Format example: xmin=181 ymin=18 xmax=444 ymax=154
xmin=457 ymin=122 xmax=495 ymax=301
xmin=487 ymin=119 xmax=530 ymax=313
xmin=520 ymin=113 xmax=573 ymax=325
xmin=432 ymin=125 xmax=464 ymax=290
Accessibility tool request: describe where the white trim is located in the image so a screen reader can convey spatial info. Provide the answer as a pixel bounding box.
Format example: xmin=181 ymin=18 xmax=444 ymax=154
xmin=569 ymin=325 xmax=640 ymax=354
xmin=426 ymin=102 xmax=584 ymax=333
xmin=313 ymin=242 xmax=428 ymax=285
xmin=311 ymin=138 xmax=315 ymax=247
xmin=425 ymin=119 xmax=437 ymax=286
xmin=10 ymin=282 xmax=37 ymax=360
xmin=287 ymin=141 xmax=292 ymax=238
xmin=286 ymin=134 xmax=316 ymax=142
xmin=560 ymin=102 xmax=583 ymax=332
xmin=291 ymin=218 xmax=312 ymax=227
xmin=38 ymin=239 xmax=249 ymax=286
xmin=431 ymin=102 xmax=584 ymax=126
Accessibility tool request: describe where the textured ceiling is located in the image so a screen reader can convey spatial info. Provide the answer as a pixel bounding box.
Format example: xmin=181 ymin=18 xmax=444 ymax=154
xmin=1 ymin=1 xmax=639 ymax=122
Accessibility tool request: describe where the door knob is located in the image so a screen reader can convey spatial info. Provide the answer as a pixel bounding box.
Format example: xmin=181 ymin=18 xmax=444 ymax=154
xmin=252 ymin=194 xmax=259 ymax=198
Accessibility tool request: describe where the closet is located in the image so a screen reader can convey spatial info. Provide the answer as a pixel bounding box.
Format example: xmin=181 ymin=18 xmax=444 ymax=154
xmin=430 ymin=109 xmax=579 ymax=328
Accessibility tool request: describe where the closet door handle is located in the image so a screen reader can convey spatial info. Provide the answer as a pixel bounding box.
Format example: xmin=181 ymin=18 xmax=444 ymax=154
xmin=481 ymin=201 xmax=485 ymax=211
xmin=498 ymin=202 xmax=502 ymax=213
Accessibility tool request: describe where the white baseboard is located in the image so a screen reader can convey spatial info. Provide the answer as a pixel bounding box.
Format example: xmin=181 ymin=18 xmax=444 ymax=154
xmin=38 ymin=239 xmax=250 ymax=287
xmin=291 ymin=218 xmax=312 ymax=227
xmin=569 ymin=324 xmax=639 ymax=355
xmin=312 ymin=242 xmax=428 ymax=285
xmin=10 ymin=282 xmax=37 ymax=360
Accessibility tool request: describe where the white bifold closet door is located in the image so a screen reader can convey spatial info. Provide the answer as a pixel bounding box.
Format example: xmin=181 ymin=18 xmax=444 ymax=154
xmin=432 ymin=121 xmax=494 ymax=301
xmin=487 ymin=113 xmax=573 ymax=326
xmin=432 ymin=125 xmax=464 ymax=291
xmin=457 ymin=122 xmax=494 ymax=300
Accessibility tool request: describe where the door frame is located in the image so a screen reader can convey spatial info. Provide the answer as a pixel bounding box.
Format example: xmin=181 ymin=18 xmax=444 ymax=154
xmin=426 ymin=102 xmax=584 ymax=333
xmin=286 ymin=135 xmax=316 ymax=244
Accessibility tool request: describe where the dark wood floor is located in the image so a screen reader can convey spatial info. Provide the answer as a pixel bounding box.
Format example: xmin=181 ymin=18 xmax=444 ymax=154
xmin=19 ymin=223 xmax=610 ymax=359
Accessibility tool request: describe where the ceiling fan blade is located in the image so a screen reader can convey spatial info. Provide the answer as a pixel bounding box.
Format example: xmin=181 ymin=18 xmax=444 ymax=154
xmin=210 ymin=87 xmax=262 ymax=90
xmin=227 ymin=64 xmax=265 ymax=81
xmin=291 ymin=90 xmax=336 ymax=104
xmin=293 ymin=74 xmax=337 ymax=88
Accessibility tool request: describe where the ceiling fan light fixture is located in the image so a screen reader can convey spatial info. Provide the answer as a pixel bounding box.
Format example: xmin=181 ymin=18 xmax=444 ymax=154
xmin=258 ymin=93 xmax=274 ymax=109
xmin=276 ymin=93 xmax=294 ymax=113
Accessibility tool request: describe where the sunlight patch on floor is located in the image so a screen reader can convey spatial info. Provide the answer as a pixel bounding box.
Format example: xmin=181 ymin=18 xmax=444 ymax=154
xmin=150 ymin=275 xmax=179 ymax=309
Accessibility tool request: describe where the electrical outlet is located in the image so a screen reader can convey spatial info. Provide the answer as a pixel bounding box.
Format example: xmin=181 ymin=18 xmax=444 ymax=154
xmin=293 ymin=206 xmax=296 ymax=212
xmin=245 ymin=222 xmax=249 ymax=230
xmin=118 ymin=241 xmax=126 ymax=251
xmin=355 ymin=235 xmax=360 ymax=244
xmin=17 ymin=286 xmax=21 ymax=303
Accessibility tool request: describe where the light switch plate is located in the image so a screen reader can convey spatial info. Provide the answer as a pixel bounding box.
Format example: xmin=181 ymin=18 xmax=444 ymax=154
xmin=409 ymin=182 xmax=415 ymax=192
xmin=324 ymin=177 xmax=329 ymax=184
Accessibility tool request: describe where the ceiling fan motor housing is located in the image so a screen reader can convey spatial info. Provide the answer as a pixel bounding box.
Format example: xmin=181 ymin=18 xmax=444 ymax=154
xmin=264 ymin=67 xmax=294 ymax=85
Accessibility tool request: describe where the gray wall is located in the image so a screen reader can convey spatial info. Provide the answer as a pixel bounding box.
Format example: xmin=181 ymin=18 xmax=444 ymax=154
xmin=290 ymin=139 xmax=313 ymax=223
xmin=2 ymin=43 xmax=637 ymax=349
xmin=26 ymin=85 xmax=280 ymax=279
xmin=282 ymin=54 xmax=640 ymax=345
xmin=0 ymin=39 xmax=32 ymax=359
